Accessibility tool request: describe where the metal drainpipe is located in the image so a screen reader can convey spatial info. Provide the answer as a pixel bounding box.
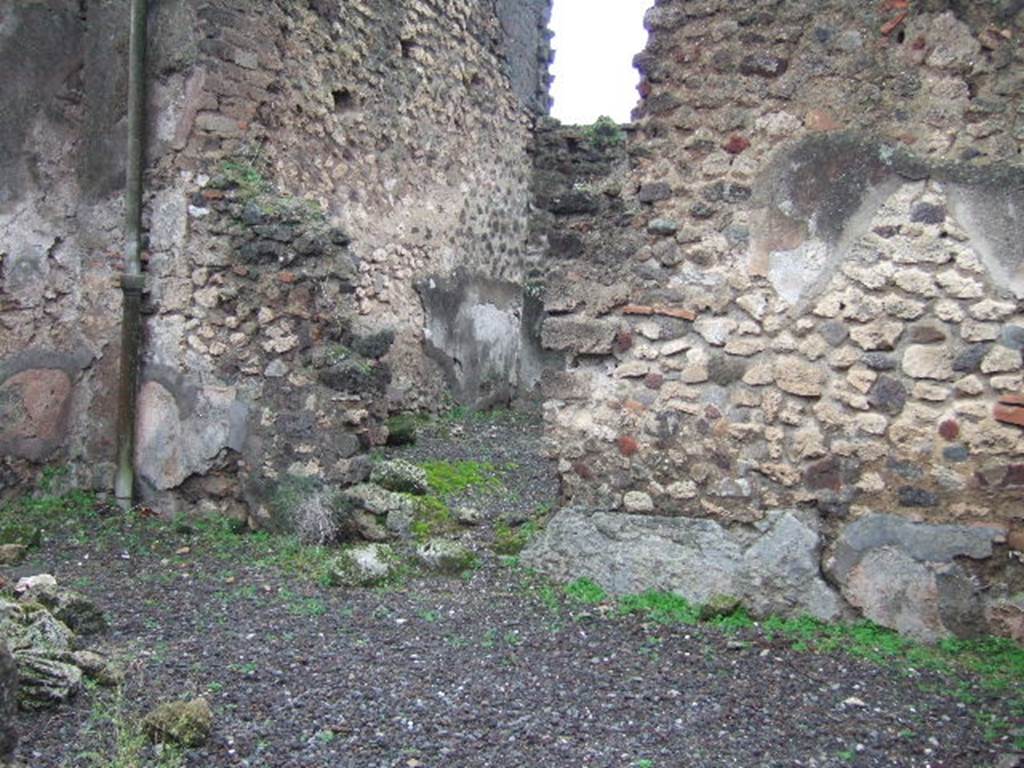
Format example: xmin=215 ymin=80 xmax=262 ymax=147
xmin=114 ymin=0 xmax=149 ymax=508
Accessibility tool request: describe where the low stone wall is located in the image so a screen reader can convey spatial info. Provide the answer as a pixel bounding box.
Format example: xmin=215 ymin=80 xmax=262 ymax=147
xmin=528 ymin=0 xmax=1024 ymax=640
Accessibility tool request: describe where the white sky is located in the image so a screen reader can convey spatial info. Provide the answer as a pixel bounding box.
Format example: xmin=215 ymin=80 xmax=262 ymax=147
xmin=548 ymin=0 xmax=652 ymax=125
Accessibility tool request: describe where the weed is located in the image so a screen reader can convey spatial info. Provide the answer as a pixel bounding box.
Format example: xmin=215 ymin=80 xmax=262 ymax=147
xmin=75 ymin=686 xmax=183 ymax=768
xmin=418 ymin=609 xmax=441 ymax=623
xmin=583 ymin=115 xmax=625 ymax=150
xmin=564 ymin=578 xmax=608 ymax=605
xmin=706 ymin=608 xmax=756 ymax=634
xmin=492 ymin=519 xmax=539 ymax=556
xmin=617 ymin=590 xmax=700 ymax=625
xmin=288 ymin=596 xmax=327 ymax=617
xmin=633 ymin=760 xmax=655 ymax=768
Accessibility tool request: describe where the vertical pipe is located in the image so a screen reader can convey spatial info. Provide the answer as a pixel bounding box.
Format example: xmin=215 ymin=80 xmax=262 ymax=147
xmin=114 ymin=0 xmax=148 ymax=507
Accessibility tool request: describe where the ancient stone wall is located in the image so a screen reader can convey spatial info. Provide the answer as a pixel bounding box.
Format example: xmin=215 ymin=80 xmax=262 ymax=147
xmin=526 ymin=0 xmax=1024 ymax=641
xmin=0 ymin=0 xmax=550 ymax=522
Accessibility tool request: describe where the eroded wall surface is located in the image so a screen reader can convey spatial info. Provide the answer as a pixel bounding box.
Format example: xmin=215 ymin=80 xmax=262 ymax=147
xmin=525 ymin=0 xmax=1024 ymax=640
xmin=0 ymin=0 xmax=550 ymax=523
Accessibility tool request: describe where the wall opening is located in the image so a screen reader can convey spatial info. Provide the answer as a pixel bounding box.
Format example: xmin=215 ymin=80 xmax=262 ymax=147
xmin=548 ymin=0 xmax=651 ymax=125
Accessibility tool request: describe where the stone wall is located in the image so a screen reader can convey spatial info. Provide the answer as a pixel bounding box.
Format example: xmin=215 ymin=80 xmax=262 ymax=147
xmin=0 ymin=0 xmax=550 ymax=522
xmin=525 ymin=0 xmax=1024 ymax=640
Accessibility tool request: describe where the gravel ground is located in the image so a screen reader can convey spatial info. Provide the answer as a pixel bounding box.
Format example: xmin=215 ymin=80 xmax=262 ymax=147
xmin=10 ymin=412 xmax=1023 ymax=768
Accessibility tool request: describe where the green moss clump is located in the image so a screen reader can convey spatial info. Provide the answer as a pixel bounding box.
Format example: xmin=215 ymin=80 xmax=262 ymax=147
xmin=583 ymin=115 xmax=625 ymax=151
xmin=419 ymin=460 xmax=498 ymax=496
xmin=491 ymin=519 xmax=539 ymax=556
xmin=409 ymin=496 xmax=453 ymax=542
xmin=385 ymin=414 xmax=418 ymax=446
xmin=142 ymin=698 xmax=213 ymax=748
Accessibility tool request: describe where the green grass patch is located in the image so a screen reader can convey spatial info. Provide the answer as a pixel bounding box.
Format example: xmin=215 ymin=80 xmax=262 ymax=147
xmin=418 ymin=460 xmax=500 ymax=496
xmin=564 ymin=578 xmax=608 ymax=605
xmin=617 ymin=590 xmax=700 ymax=625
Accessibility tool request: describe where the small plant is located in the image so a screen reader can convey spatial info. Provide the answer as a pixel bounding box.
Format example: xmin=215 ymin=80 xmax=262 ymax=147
xmin=385 ymin=413 xmax=418 ymax=446
xmin=583 ymin=115 xmax=625 ymax=151
xmin=617 ymin=590 xmax=700 ymax=625
xmin=564 ymin=578 xmax=608 ymax=605
xmin=492 ymin=519 xmax=539 ymax=556
xmin=293 ymin=492 xmax=339 ymax=546
xmin=75 ymin=686 xmax=184 ymax=768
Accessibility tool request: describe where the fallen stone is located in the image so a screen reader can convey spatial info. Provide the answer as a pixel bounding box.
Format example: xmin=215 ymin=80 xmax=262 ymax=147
xmin=454 ymin=506 xmax=482 ymax=526
xmin=71 ymin=650 xmax=123 ymax=687
xmin=18 ymin=586 xmax=107 ymax=637
xmin=415 ymin=539 xmax=477 ymax=575
xmin=522 ymin=508 xmax=841 ymax=620
xmin=15 ymin=653 xmax=81 ymax=711
xmin=143 ymin=698 xmax=213 ymax=747
xmin=328 ymin=544 xmax=397 ymax=587
xmin=0 ymin=545 xmax=27 ymax=567
xmin=370 ymin=459 xmax=428 ymax=495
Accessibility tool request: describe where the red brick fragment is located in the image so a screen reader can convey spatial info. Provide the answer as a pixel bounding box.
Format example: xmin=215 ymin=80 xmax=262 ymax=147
xmin=723 ymin=135 xmax=750 ymax=155
xmin=998 ymin=394 xmax=1024 ymax=407
xmin=644 ymin=373 xmax=664 ymax=390
xmin=622 ymin=304 xmax=697 ymax=321
xmin=278 ymin=271 xmax=298 ymax=284
xmin=994 ymin=403 xmax=1024 ymax=427
xmin=617 ymin=436 xmax=639 ymax=457
xmin=613 ymin=330 xmax=633 ymax=354
xmin=938 ymin=419 xmax=959 ymax=441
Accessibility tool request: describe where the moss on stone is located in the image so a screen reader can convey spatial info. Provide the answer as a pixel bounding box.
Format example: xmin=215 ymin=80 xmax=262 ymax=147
xmin=143 ymin=697 xmax=213 ymax=748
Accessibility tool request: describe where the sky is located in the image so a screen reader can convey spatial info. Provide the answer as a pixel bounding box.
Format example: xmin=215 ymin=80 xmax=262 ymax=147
xmin=548 ymin=0 xmax=652 ymax=125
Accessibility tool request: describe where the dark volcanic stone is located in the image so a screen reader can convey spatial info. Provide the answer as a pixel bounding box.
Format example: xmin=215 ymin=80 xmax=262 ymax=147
xmin=739 ymin=53 xmax=789 ymax=78
xmin=953 ymin=344 xmax=990 ymax=373
xmin=868 ymin=375 xmax=907 ymax=415
xmin=351 ymin=330 xmax=395 ymax=360
xmin=703 ymin=181 xmax=752 ymax=204
xmin=708 ymin=355 xmax=747 ymax=386
xmin=820 ymin=320 xmax=849 ymax=347
xmin=1000 ymin=325 xmax=1024 ymax=351
xmin=862 ymin=353 xmax=897 ymax=371
xmin=898 ymin=486 xmax=939 ymax=507
xmin=943 ymin=445 xmax=969 ymax=463
xmin=690 ymin=201 xmax=717 ymax=220
xmin=909 ymin=324 xmax=947 ymax=344
xmin=638 ymin=182 xmax=672 ymax=203
xmin=910 ymin=203 xmax=946 ymax=224
xmin=319 ymin=361 xmax=390 ymax=395
xmin=547 ymin=231 xmax=585 ymax=260
xmin=805 ymin=456 xmax=841 ymax=492
xmin=547 ymin=190 xmax=601 ymax=215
